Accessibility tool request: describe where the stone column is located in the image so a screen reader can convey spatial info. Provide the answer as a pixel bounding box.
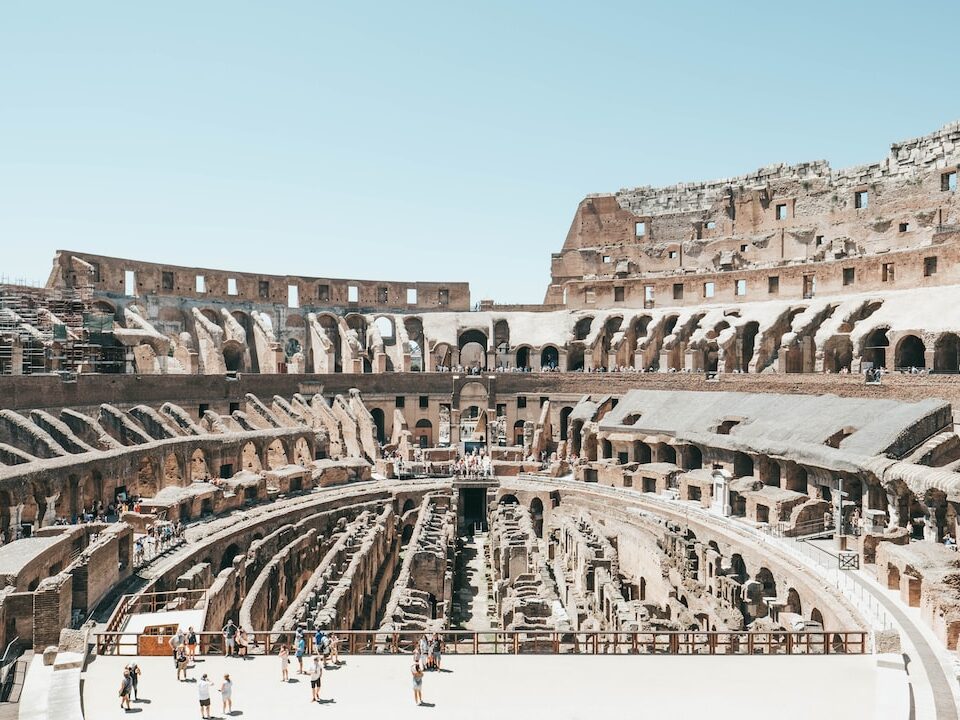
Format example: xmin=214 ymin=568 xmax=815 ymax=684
xmin=886 ymin=490 xmax=901 ymax=532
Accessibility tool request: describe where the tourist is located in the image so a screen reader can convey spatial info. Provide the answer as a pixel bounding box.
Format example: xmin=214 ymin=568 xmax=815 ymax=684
xmin=329 ymin=633 xmax=341 ymax=665
xmin=118 ymin=667 xmax=133 ymax=711
xmin=279 ymin=643 xmax=290 ymax=681
xmin=432 ymin=634 xmax=443 ymax=671
xmin=945 ymin=533 xmax=957 ymax=550
xmin=411 ymin=658 xmax=424 ymax=706
xmin=187 ymin=626 xmax=198 ymax=662
xmin=222 ymin=619 xmax=238 ymax=657
xmin=426 ymin=633 xmax=435 ymax=669
xmin=169 ymin=627 xmax=185 ymax=660
xmin=309 ymin=654 xmax=323 ymax=702
xmin=128 ymin=661 xmax=141 ymax=700
xmin=295 ymin=628 xmax=307 ymax=673
xmin=176 ymin=644 xmax=189 ymax=681
xmin=236 ymin=627 xmax=248 ymax=658
xmin=198 ymin=673 xmax=212 ymax=719
xmin=219 ymin=673 xmax=233 ymax=715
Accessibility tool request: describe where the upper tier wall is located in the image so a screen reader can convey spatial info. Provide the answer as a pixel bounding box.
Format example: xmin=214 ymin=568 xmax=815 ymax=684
xmin=49 ymin=250 xmax=471 ymax=312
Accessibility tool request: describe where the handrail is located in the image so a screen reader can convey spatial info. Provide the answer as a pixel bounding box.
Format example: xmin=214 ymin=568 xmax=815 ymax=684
xmin=0 ymin=636 xmax=21 ymax=702
xmin=93 ymin=628 xmax=869 ymax=657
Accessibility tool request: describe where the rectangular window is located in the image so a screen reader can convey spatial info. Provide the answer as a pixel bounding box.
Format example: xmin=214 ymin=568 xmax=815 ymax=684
xmin=644 ymin=285 xmax=654 ymax=303
xmin=419 ymin=395 xmax=429 ymax=409
xmin=739 ymin=244 xmax=748 ymax=253
xmin=540 ymin=396 xmax=549 ymax=406
xmin=195 ymin=275 xmax=206 ymax=293
xmin=162 ymin=271 xmax=174 ymax=290
xmin=90 ymin=262 xmax=101 ymax=283
xmin=673 ymin=283 xmax=684 ymax=300
xmin=882 ymin=263 xmax=895 ymax=282
xmin=287 ymin=284 xmax=299 ymax=308
xmin=406 ymin=288 xmax=417 ymax=305
xmin=775 ymin=203 xmax=788 ymax=220
xmin=942 ymin=171 xmax=957 ymax=192
xmin=438 ymin=288 xmax=449 ymax=306
xmin=229 ymin=402 xmax=240 ymax=414
xmin=635 ymin=222 xmax=646 ymax=237
xmin=517 ymin=396 xmax=527 ymax=409
xmin=842 ymin=268 xmax=855 ymax=286
xmin=899 ymin=222 xmax=910 ymax=233
xmin=602 ymin=255 xmax=611 ymax=263
xmin=815 ymin=235 xmax=825 ymax=246
xmin=614 ymin=286 xmax=625 ymax=302
xmin=258 ymin=280 xmax=270 ymax=299
xmin=668 ymin=250 xmax=678 ymax=259
xmin=803 ymin=274 xmax=816 ymax=298
xmin=705 ymin=221 xmax=716 ymax=230
xmin=924 ymin=256 xmax=938 ymax=277
xmin=395 ymin=396 xmax=405 ymax=408
xmin=585 ymin=289 xmax=596 ymax=304
xmin=377 ymin=287 xmax=389 ymax=303
xmin=124 ymin=270 xmax=136 ymax=296
xmin=317 ymin=284 xmax=330 ymax=302
xmin=768 ymin=276 xmax=779 ymax=294
xmin=198 ymin=403 xmax=209 ymax=419
xmin=703 ymin=281 xmax=715 ymax=299
xmin=227 ymin=278 xmax=238 ymax=296
xmin=735 ymin=279 xmax=746 ymax=296
xmin=854 ymin=190 xmax=869 ymax=209
xmin=348 ymin=285 xmax=359 ymax=303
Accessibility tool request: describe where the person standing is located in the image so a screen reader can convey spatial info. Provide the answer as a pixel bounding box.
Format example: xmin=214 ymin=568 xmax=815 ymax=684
xmin=176 ymin=645 xmax=189 ymax=681
xmin=411 ymin=659 xmax=424 ymax=706
xmin=169 ymin=628 xmax=185 ymax=662
xmin=198 ymin=673 xmax=212 ymax=719
xmin=219 ymin=673 xmax=233 ymax=715
xmin=329 ymin=634 xmax=341 ymax=665
xmin=222 ymin=619 xmax=238 ymax=657
xmin=118 ymin=668 xmax=133 ymax=712
xmin=295 ymin=629 xmax=306 ymax=674
xmin=187 ymin=626 xmax=198 ymax=662
xmin=432 ymin=634 xmax=443 ymax=671
xmin=279 ymin=644 xmax=290 ymax=682
xmin=309 ymin=654 xmax=323 ymax=703
xmin=128 ymin=662 xmax=141 ymax=700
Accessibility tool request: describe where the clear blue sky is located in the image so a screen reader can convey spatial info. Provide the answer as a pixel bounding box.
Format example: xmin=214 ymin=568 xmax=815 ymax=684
xmin=2 ymin=1 xmax=959 ymax=303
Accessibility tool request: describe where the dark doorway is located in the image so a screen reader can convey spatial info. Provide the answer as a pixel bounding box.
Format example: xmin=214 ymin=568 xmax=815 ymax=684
xmin=462 ymin=488 xmax=487 ymax=531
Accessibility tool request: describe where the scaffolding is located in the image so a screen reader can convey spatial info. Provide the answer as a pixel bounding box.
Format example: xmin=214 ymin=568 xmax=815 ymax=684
xmin=0 ymin=283 xmax=124 ymax=375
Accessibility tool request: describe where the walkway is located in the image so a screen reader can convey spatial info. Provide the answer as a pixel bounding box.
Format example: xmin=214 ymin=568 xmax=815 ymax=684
xmin=451 ymin=533 xmax=495 ymax=632
xmin=82 ymin=653 xmax=884 ymax=720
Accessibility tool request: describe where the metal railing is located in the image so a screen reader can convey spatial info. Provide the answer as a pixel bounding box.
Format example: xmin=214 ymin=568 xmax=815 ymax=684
xmin=94 ymin=628 xmax=868 ymax=657
xmin=0 ymin=637 xmax=21 ymax=702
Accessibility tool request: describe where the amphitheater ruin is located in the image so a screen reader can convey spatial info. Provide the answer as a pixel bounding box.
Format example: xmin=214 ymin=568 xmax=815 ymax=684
xmin=2 ymin=121 xmax=960 ymax=718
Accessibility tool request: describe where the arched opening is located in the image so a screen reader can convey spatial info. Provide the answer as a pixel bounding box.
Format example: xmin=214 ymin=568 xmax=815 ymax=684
xmin=895 ymin=334 xmax=926 ymax=370
xmin=823 ymin=336 xmax=853 ymax=373
xmin=862 ymin=328 xmax=889 ymax=369
xmin=265 ymin=439 xmax=288 ymax=469
xmin=499 ymin=494 xmax=519 ymax=505
xmin=516 ymin=347 xmax=530 ymax=370
xmin=513 ymin=420 xmax=525 ymax=446
xmin=934 ymin=333 xmax=960 ymax=373
xmin=740 ymin=321 xmax=759 ymax=371
xmin=559 ymin=407 xmax=573 ymax=442
xmin=785 ymin=588 xmax=802 ymax=616
xmin=401 ymin=499 xmax=416 ymax=514
xmin=567 ymin=345 xmax=585 ymax=371
xmin=540 ymin=346 xmax=559 ymax=370
xmin=370 ymin=408 xmax=386 ymax=443
xmin=241 ymin=442 xmax=262 ymax=472
xmin=633 ymin=441 xmax=651 ymax=464
xmin=683 ymin=445 xmax=703 ymax=470
xmin=231 ymin=311 xmax=261 ymax=373
xmin=704 ymin=341 xmax=719 ymax=373
xmin=493 ymin=320 xmax=510 ymax=364
xmin=404 ymin=317 xmax=424 ymax=372
xmin=222 ymin=340 xmax=245 ymax=372
xmin=810 ymin=608 xmax=824 ymax=626
xmin=574 ymin=317 xmax=593 ymax=341
xmin=458 ymin=329 xmax=488 ymax=370
xmin=220 ymin=543 xmax=241 ymax=572
xmin=191 ymin=448 xmax=210 ymax=481
xmin=414 ymin=419 xmax=433 ymax=448
xmin=733 ymin=452 xmax=754 ymax=478
xmin=432 ymin=342 xmax=452 ymax=370
xmin=660 ymin=444 xmax=677 ymax=465
xmin=401 ymin=524 xmax=415 ymax=545
xmin=374 ymin=316 xmax=395 ymax=342
xmin=784 ymin=465 xmax=807 ymax=493
xmin=529 ymin=497 xmax=544 ymax=538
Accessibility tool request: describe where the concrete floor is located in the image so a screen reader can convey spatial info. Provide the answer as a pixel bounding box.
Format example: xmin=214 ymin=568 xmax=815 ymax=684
xmin=82 ymin=653 xmax=884 ymax=720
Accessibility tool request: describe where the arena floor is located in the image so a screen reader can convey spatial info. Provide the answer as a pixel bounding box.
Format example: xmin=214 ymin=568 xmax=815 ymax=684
xmin=82 ymin=652 xmax=889 ymax=719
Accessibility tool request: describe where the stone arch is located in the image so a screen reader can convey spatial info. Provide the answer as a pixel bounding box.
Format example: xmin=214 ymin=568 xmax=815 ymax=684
xmin=220 ymin=543 xmax=242 ymax=572
xmin=810 ymin=608 xmax=824 ymax=626
xmin=222 ymin=340 xmax=245 ymax=373
xmin=137 ymin=456 xmax=159 ymax=496
xmin=822 ymin=336 xmax=853 ymax=373
xmin=559 ymin=406 xmax=574 ymax=442
xmin=266 ymin=439 xmax=288 ymax=469
xmin=191 ymin=448 xmax=210 ymax=481
xmin=404 ymin=317 xmax=424 ymax=372
xmin=241 ymin=441 xmax=262 ymax=472
xmin=862 ymin=327 xmax=889 ymax=369
xmin=530 ymin=497 xmax=544 ymax=538
xmin=316 ymin=312 xmax=342 ymax=372
xmin=493 ymin=320 xmax=510 ymax=356
xmin=498 ymin=494 xmax=519 ymax=505
xmin=895 ymin=334 xmax=926 ymax=370
xmin=199 ymin=308 xmax=221 ymax=326
xmin=374 ymin=316 xmax=396 ymax=343
xmin=785 ymin=587 xmax=802 ymax=616
xmin=515 ymin=346 xmax=531 ymax=370
xmin=432 ymin=342 xmax=452 ymax=370
xmin=293 ymin=437 xmax=312 ymax=465
xmin=370 ymin=408 xmax=386 ymax=443
xmin=703 ymin=341 xmax=720 ymax=373
xmin=740 ymin=321 xmax=760 ymax=371
xmin=934 ymin=333 xmax=960 ymax=373
xmin=660 ymin=444 xmax=677 ymax=464
xmin=414 ymin=419 xmax=433 ymax=447
xmin=733 ymin=452 xmax=754 ymax=478
xmin=682 ymin=445 xmax=703 ymax=470
xmin=231 ymin=311 xmax=260 ymax=373
xmin=458 ymin=329 xmax=488 ymax=369
xmin=401 ymin=524 xmax=415 ymax=545
xmin=573 ymin=316 xmax=594 ymax=341
xmin=162 ymin=452 xmax=183 ymax=486
xmin=401 ymin=499 xmax=417 ymax=514
xmin=513 ymin=420 xmax=525 ymax=446
xmin=540 ymin=345 xmax=560 ymax=369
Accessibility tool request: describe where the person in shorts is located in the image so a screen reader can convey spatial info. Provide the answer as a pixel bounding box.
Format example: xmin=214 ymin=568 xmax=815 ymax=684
xmin=118 ymin=668 xmax=133 ymax=711
xmin=295 ymin=629 xmax=306 ymax=674
xmin=222 ymin=619 xmax=238 ymax=657
xmin=309 ymin=655 xmax=323 ymax=702
xmin=411 ymin=659 xmax=424 ymax=706
xmin=198 ymin=673 xmax=212 ymax=719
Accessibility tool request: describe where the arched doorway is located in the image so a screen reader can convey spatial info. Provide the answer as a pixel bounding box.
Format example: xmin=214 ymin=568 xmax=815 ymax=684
xmin=895 ymin=335 xmax=925 ymax=370
xmin=370 ymin=408 xmax=386 ymax=443
xmin=516 ymin=347 xmax=530 ymax=370
xmin=540 ymin=346 xmax=559 ymax=370
xmin=530 ymin=497 xmax=544 ymax=538
xmin=934 ymin=333 xmax=960 ymax=373
xmin=862 ymin=328 xmax=889 ymax=369
xmin=559 ymin=407 xmax=573 ymax=442
xmin=458 ymin=329 xmax=488 ymax=370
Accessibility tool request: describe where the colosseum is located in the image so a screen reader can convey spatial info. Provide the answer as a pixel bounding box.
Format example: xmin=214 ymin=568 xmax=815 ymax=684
xmin=2 ymin=121 xmax=960 ymax=718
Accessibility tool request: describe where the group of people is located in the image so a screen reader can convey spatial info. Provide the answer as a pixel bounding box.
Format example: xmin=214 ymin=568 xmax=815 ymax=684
xmin=453 ymin=450 xmax=493 ymax=479
xmin=276 ymin=627 xmax=343 ymax=703
xmin=133 ymin=521 xmax=184 ymax=566
xmin=410 ymin=633 xmax=444 ymax=706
